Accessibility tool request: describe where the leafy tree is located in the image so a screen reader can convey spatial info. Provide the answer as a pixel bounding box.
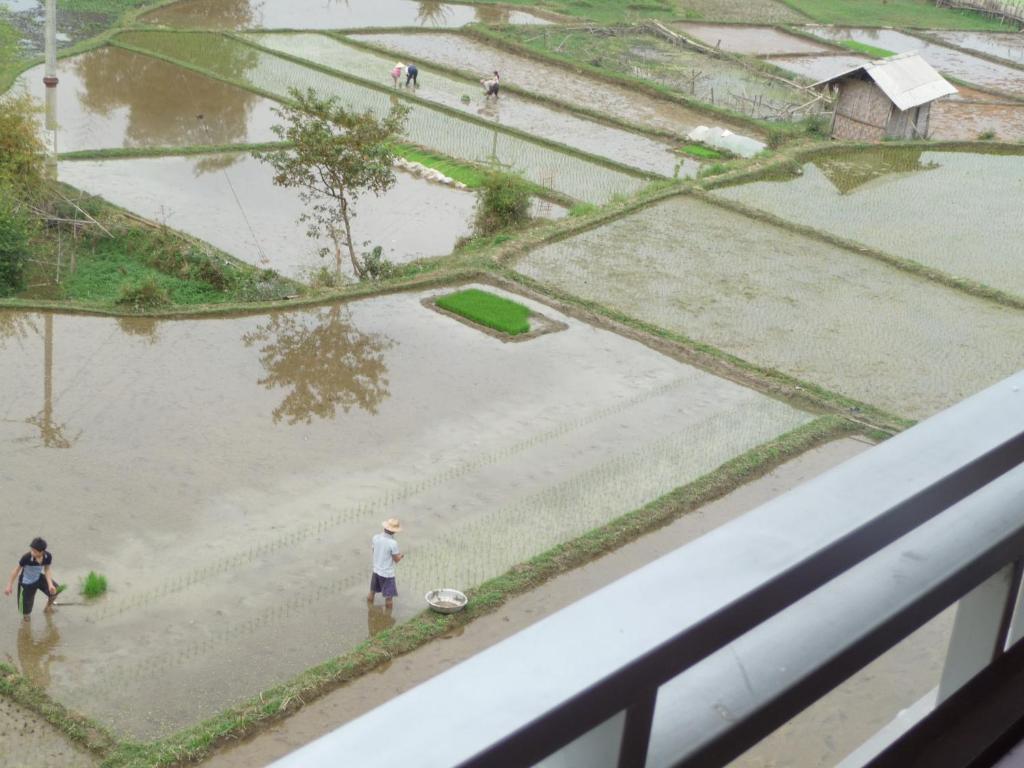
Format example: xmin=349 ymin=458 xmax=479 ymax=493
xmin=253 ymin=89 xmax=409 ymax=281
xmin=0 ymin=184 xmax=33 ymax=296
xmin=0 ymin=92 xmax=45 ymax=195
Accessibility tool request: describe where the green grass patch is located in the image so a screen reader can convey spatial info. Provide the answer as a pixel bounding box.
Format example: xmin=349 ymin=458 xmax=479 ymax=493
xmin=837 ymin=40 xmax=896 ymax=58
xmin=394 ymin=144 xmax=488 ymax=188
xmin=679 ymin=144 xmax=724 ymax=160
xmin=778 ymin=0 xmax=1013 ymax=29
xmin=436 ymin=288 xmax=531 ymax=334
xmin=80 ymin=571 xmax=108 ymax=598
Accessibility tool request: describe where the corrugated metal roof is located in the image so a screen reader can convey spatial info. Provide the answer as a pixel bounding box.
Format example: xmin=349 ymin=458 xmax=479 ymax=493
xmin=813 ymin=52 xmax=958 ymax=111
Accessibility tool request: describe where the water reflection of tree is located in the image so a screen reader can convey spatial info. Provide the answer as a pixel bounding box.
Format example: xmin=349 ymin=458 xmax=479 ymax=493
xmin=474 ymin=6 xmax=513 ymax=24
xmin=152 ymin=0 xmax=259 ymax=29
xmin=0 ymin=311 xmax=38 ymax=351
xmin=814 ymin=148 xmax=937 ymax=195
xmin=243 ymin=305 xmax=394 ymax=424
xmin=417 ymin=0 xmax=451 ymax=26
xmin=73 ymin=44 xmax=259 ymax=148
xmin=117 ymin=316 xmax=161 ymax=345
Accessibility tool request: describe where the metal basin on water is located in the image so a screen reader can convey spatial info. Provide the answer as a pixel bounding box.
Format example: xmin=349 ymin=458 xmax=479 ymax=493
xmin=426 ymin=589 xmax=468 ymax=614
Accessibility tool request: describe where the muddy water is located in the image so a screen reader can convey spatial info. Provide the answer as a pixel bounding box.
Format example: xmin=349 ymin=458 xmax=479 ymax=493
xmin=349 ymin=32 xmax=764 ymax=137
xmin=0 ymin=688 xmax=98 ymax=768
xmin=716 ymin=149 xmax=1024 ymax=301
xmin=933 ymin=30 xmax=1024 ymax=66
xmin=930 ymin=98 xmax=1024 ymax=140
xmin=117 ymin=31 xmax=646 ymax=204
xmin=673 ymin=23 xmax=833 ymax=56
xmin=245 ymin=33 xmax=689 ymax=178
xmin=58 ymin=154 xmax=475 ymax=279
xmin=142 ymin=0 xmax=551 ymax=30
xmin=12 ymin=47 xmax=279 ymax=153
xmin=516 ymin=195 xmax=1024 ymax=419
xmin=0 ymin=287 xmax=809 ymax=737
xmin=770 ymin=53 xmax=868 ymax=82
xmin=807 ymin=27 xmax=1024 ymax=96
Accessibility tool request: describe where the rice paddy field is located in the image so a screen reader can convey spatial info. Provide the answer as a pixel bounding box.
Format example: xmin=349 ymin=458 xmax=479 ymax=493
xmin=674 ymin=0 xmax=808 ymax=23
xmin=806 ymin=27 xmax=1024 ymax=96
xmin=514 ymin=195 xmax=1024 ymax=419
xmin=140 ymin=0 xmax=553 ymax=29
xmin=714 ymin=148 xmax=1024 ymax=301
xmin=672 ymin=23 xmax=835 ymax=56
xmin=13 ymin=47 xmax=280 ymax=153
xmin=243 ymin=32 xmax=687 ymax=178
xmin=58 ymin=154 xmax=477 ymax=279
xmin=114 ymin=31 xmax=648 ymax=204
xmin=0 ymin=286 xmax=811 ymax=737
xmin=932 ymin=30 xmax=1024 ymax=65
xmin=494 ymin=25 xmax=815 ymax=120
xmin=348 ymin=31 xmax=770 ymax=135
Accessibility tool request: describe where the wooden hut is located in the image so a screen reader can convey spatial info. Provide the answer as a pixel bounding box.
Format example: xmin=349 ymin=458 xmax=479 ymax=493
xmin=814 ymin=53 xmax=957 ymax=141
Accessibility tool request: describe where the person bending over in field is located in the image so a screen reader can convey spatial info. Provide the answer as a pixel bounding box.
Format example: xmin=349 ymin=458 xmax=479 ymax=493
xmin=5 ymin=537 xmax=61 ymax=621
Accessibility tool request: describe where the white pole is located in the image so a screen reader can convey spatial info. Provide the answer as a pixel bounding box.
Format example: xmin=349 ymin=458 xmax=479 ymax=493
xmin=43 ymin=0 xmax=58 ymax=178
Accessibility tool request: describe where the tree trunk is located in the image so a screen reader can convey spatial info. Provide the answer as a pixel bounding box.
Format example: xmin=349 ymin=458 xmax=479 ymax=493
xmin=339 ymin=200 xmax=363 ymax=279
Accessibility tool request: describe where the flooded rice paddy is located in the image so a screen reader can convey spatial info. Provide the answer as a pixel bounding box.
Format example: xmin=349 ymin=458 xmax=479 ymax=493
xmin=13 ymin=47 xmax=280 ymax=153
xmin=770 ymin=53 xmax=869 ymax=82
xmin=244 ymin=33 xmax=688 ymax=178
xmin=0 ymin=287 xmax=810 ymax=737
xmin=141 ymin=0 xmax=552 ymax=30
xmin=515 ymin=195 xmax=1024 ymax=419
xmin=116 ymin=32 xmax=647 ymax=204
xmin=806 ymin=27 xmax=1024 ymax=97
xmin=672 ymin=23 xmax=834 ymax=56
xmin=932 ymin=30 xmax=1024 ymax=66
xmin=348 ymin=32 xmax=770 ymax=135
xmin=58 ymin=154 xmax=475 ymax=279
xmin=715 ymin=149 xmax=1024 ymax=301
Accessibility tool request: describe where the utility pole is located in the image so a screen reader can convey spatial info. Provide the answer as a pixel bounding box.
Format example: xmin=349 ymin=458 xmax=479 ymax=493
xmin=43 ymin=0 xmax=58 ymax=179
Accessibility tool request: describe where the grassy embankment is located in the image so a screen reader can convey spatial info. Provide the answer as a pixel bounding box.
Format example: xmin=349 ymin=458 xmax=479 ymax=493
xmin=436 ymin=287 xmax=531 ymax=334
xmin=3 ymin=191 xmax=299 ymax=311
xmin=777 ymin=0 xmax=1015 ymax=28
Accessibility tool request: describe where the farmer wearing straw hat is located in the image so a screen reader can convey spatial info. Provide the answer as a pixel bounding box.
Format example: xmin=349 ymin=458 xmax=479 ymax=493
xmin=368 ymin=518 xmax=404 ymax=608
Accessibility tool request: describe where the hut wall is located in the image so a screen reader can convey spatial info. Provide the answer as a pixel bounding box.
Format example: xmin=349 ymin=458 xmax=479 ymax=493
xmin=886 ymin=103 xmax=932 ymax=139
xmin=831 ymin=79 xmax=891 ymax=141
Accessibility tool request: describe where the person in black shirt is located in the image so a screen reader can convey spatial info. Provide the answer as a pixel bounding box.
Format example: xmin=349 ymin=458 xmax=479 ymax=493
xmin=5 ymin=537 xmax=60 ymax=621
xmin=405 ymin=62 xmax=419 ymax=88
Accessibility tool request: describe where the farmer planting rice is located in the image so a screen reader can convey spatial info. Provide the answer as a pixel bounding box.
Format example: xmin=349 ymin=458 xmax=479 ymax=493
xmin=5 ymin=537 xmax=61 ymax=621
xmin=367 ymin=518 xmax=404 ymax=608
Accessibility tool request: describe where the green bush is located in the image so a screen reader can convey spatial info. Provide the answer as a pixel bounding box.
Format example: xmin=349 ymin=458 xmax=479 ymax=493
xmin=80 ymin=571 xmax=108 ymax=598
xmin=0 ymin=186 xmax=32 ymax=296
xmin=360 ymin=245 xmax=396 ymax=282
xmin=116 ymin=277 xmax=171 ymax=310
xmin=473 ymin=172 xmax=532 ymax=236
xmin=0 ymin=92 xmax=46 ymax=196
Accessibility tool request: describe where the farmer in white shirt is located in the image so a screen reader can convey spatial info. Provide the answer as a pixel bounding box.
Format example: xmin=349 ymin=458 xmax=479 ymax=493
xmin=367 ymin=518 xmax=404 ymax=609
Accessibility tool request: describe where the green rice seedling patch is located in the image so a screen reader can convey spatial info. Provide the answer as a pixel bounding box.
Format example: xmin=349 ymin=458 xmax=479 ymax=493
xmin=435 ymin=287 xmax=531 ymax=334
xmin=81 ymin=571 xmax=108 ymax=598
xmin=680 ymin=143 xmax=723 ymax=159
xmin=837 ymin=40 xmax=896 ymax=58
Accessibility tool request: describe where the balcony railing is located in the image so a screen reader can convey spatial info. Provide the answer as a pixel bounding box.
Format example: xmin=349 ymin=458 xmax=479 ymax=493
xmin=271 ymin=370 xmax=1024 ymax=768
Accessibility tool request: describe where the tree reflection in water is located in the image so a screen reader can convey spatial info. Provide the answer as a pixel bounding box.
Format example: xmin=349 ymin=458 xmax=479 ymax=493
xmin=73 ymin=44 xmax=259 ymax=148
xmin=474 ymin=5 xmax=512 ymax=24
xmin=243 ymin=305 xmax=394 ymax=424
xmin=417 ymin=0 xmax=451 ymax=25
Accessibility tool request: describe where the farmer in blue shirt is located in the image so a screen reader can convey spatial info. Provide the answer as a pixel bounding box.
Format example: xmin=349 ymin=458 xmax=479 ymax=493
xmin=405 ymin=62 xmax=419 ymax=88
xmin=367 ymin=519 xmax=404 ymax=609
xmin=5 ymin=537 xmax=61 ymax=621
